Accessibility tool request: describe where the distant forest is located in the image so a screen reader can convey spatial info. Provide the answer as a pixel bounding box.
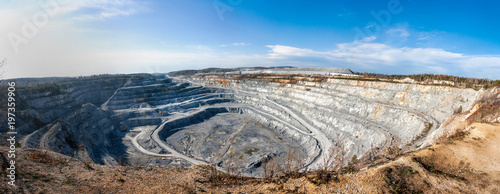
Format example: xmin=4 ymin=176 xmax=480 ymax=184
xmin=168 ymin=67 xmax=500 ymax=90
xmin=354 ymin=72 xmax=500 ymax=90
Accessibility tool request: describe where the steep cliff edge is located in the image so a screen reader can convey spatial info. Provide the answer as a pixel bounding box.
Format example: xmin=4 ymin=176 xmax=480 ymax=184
xmin=1 ymin=122 xmax=499 ymax=193
xmin=0 ymin=75 xmax=134 ymax=164
xmin=0 ymin=75 xmax=131 ymax=135
xmin=0 ymin=71 xmax=493 ymax=177
xmin=184 ymin=73 xmax=485 ymax=168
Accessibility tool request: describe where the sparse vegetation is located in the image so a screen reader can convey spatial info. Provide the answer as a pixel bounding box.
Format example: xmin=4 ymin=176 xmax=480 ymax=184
xmin=19 ymin=83 xmax=68 ymax=96
xmin=308 ymin=169 xmax=338 ymax=185
xmin=205 ymin=150 xmax=246 ymax=186
xmin=323 ymin=137 xmax=347 ymax=174
xmin=355 ymin=72 xmax=500 ymax=90
xmin=196 ymin=69 xmax=500 ymax=90
xmin=168 ymin=66 xmax=499 ymax=91
xmin=1 ymin=68 xmax=498 ymax=193
xmin=2 ymin=121 xmax=500 ymax=194
xmin=168 ymin=68 xmax=239 ymax=77
xmin=454 ymin=105 xmax=463 ymax=114
xmin=282 ymin=147 xmax=303 ymax=178
xmin=386 ymin=137 xmax=403 ymax=159
xmin=260 ymin=147 xmax=305 ymax=181
xmin=413 ymin=157 xmax=466 ymax=181
xmin=244 ymin=148 xmax=260 ymax=156
xmin=384 ymin=165 xmax=420 ymax=193
xmin=345 ymin=154 xmax=359 ymax=173
xmin=448 ymin=129 xmax=470 ymax=141
xmin=28 ymin=150 xmax=59 ymax=164
xmin=84 ymin=162 xmax=94 ymax=170
xmin=424 ymin=122 xmax=434 ymax=133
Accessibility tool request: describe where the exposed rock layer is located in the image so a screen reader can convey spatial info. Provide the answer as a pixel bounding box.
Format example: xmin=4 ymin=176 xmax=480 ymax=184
xmin=0 ymin=72 xmax=489 ymax=177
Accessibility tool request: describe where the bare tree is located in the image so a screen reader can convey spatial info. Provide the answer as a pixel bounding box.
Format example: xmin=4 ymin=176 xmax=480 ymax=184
xmin=262 ymin=154 xmax=278 ymax=179
xmin=262 ymin=156 xmax=270 ymax=178
xmin=282 ymin=147 xmax=303 ymax=177
xmin=364 ymin=142 xmax=383 ymax=163
xmin=386 ymin=137 xmax=402 ymax=159
xmin=207 ymin=149 xmax=224 ymax=184
xmin=323 ymin=136 xmax=347 ymax=174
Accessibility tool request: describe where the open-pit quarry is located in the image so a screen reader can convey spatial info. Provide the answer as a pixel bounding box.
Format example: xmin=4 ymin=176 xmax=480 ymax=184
xmin=2 ymin=68 xmax=490 ymax=178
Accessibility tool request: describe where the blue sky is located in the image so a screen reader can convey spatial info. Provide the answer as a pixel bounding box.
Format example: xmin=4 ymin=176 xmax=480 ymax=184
xmin=1 ymin=0 xmax=499 ymax=79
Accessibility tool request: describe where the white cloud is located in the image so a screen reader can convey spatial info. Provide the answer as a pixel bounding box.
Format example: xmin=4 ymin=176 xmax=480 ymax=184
xmin=186 ymin=44 xmax=212 ymax=51
xmin=0 ymin=0 xmax=145 ymax=78
xmin=362 ymin=36 xmax=377 ymax=42
xmin=73 ymin=8 xmax=135 ymax=21
xmin=60 ymin=0 xmax=139 ymax=21
xmin=0 ymin=0 xmax=142 ymax=53
xmin=265 ymin=42 xmax=500 ymax=79
xmin=266 ymin=45 xmax=317 ymax=58
xmin=233 ymin=42 xmax=249 ymax=46
xmin=220 ymin=42 xmax=250 ymax=47
xmin=386 ymin=28 xmax=410 ymax=38
xmin=1 ymin=2 xmax=498 ymax=80
xmin=417 ymin=31 xmax=440 ymax=41
xmin=3 ymin=39 xmax=500 ymax=79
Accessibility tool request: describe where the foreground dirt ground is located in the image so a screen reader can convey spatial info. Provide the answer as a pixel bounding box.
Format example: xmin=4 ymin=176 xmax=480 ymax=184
xmin=1 ymin=122 xmax=499 ymax=193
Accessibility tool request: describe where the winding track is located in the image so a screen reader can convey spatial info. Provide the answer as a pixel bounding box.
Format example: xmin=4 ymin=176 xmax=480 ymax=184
xmin=128 ymin=125 xmax=208 ymax=165
xmin=18 ymin=74 xmax=476 ymax=175
xmin=144 ymin=103 xmax=314 ymax=164
xmin=235 ymin=89 xmax=333 ymax=169
xmin=113 ymin=75 xmax=442 ymax=171
xmin=216 ymin=120 xmax=249 ymax=159
xmin=183 ymin=79 xmax=332 ymax=168
xmin=183 ymin=78 xmax=442 ymax=167
xmin=151 ymin=118 xmax=208 ymax=165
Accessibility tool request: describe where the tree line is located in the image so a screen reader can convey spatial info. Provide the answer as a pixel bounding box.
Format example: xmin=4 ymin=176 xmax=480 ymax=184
xmin=354 ymin=72 xmax=500 ymax=89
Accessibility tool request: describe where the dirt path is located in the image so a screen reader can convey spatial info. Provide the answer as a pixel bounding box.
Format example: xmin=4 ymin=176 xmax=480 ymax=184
xmin=216 ymin=120 xmax=249 ymax=159
xmin=151 ymin=120 xmax=208 ymax=165
xmin=127 ymin=126 xmax=176 ymax=158
xmin=186 ymin=79 xmax=333 ymax=169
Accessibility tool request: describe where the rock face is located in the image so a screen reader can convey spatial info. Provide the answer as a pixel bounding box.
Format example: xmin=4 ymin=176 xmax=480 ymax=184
xmin=2 ymin=75 xmax=132 ymax=164
xmin=0 ymin=70 xmax=488 ymax=177
xmin=22 ymin=104 xmax=117 ymax=164
xmin=186 ymin=74 xmax=482 ymax=170
xmin=101 ymin=74 xmax=313 ymax=175
xmin=1 ymin=75 xmax=130 ymax=136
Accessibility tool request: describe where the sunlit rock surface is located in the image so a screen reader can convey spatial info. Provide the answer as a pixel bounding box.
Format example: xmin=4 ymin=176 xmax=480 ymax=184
xmin=0 ymin=69 xmax=485 ymax=177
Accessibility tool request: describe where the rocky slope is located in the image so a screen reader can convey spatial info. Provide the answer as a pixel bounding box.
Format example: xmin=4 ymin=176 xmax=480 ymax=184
xmin=184 ymin=73 xmax=483 ymax=170
xmin=0 ymin=68 xmax=492 ymax=178
xmin=1 ymin=75 xmax=132 ymax=164
xmin=1 ymin=121 xmax=499 ymax=193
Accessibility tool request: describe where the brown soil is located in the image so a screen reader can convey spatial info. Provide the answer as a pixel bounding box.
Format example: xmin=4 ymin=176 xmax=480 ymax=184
xmin=1 ymin=122 xmax=499 ymax=193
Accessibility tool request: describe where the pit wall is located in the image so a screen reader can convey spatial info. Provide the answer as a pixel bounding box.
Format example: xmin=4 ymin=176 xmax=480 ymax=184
xmin=1 ymin=77 xmax=130 ymax=136
xmin=22 ymin=104 xmax=118 ymax=165
xmin=190 ymin=76 xmax=483 ymax=157
xmin=156 ymin=106 xmax=319 ymax=165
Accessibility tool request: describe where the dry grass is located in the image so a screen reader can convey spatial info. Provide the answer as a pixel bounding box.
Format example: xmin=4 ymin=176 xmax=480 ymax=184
xmin=261 ymin=147 xmax=305 ymax=181
xmin=2 ymin=121 xmax=499 ymax=193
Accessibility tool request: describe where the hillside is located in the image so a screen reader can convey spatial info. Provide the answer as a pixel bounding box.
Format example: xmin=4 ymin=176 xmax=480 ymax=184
xmin=0 ymin=68 xmax=499 ymax=193
xmin=1 ymin=121 xmax=499 ymax=193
